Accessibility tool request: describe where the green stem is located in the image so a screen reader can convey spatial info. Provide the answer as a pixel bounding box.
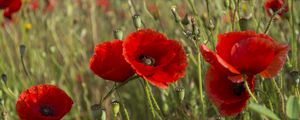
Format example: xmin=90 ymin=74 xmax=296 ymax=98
xmin=197 ymin=49 xmax=206 ymax=119
xmin=244 ymin=79 xmax=258 ymax=103
xmin=271 ymin=78 xmax=286 ymax=120
xmin=140 ymin=79 xmax=156 ymax=118
xmin=101 ymin=75 xmax=139 ymax=104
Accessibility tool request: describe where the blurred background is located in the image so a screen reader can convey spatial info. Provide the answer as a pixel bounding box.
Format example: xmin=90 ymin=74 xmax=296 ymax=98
xmin=0 ymin=0 xmax=299 ymax=119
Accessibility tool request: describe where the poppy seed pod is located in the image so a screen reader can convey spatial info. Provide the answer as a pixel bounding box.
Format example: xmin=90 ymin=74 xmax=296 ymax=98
xmin=113 ymin=29 xmax=123 ymax=40
xmin=239 ymin=16 xmax=254 ymax=31
xmin=19 ymin=44 xmax=26 ymax=58
xmin=111 ymin=100 xmax=120 ymax=117
xmin=132 ymin=14 xmax=142 ymax=30
xmin=176 ymin=87 xmax=185 ymax=103
xmin=1 ymin=74 xmax=7 ymax=84
xmin=91 ymin=104 xmax=105 ymax=120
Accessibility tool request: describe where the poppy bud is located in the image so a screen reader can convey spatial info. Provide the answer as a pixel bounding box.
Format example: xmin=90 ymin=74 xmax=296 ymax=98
xmin=91 ymin=104 xmax=106 ymax=120
xmin=111 ymin=100 xmax=120 ymax=117
xmin=176 ymin=87 xmax=185 ymax=103
xmin=191 ymin=17 xmax=199 ymax=35
xmin=113 ymin=29 xmax=123 ymax=40
xmin=171 ymin=6 xmax=181 ymax=23
xmin=290 ymin=71 xmax=299 ymax=84
xmin=181 ymin=14 xmax=190 ymax=25
xmin=223 ymin=0 xmax=230 ymax=9
xmin=19 ymin=44 xmax=26 ymax=58
xmin=239 ymin=16 xmax=254 ymax=31
xmin=1 ymin=74 xmax=7 ymax=84
xmin=132 ymin=14 xmax=142 ymax=30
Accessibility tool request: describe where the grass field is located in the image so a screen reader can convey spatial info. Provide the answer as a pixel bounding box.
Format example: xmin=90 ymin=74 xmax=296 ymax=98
xmin=0 ymin=0 xmax=300 ymax=120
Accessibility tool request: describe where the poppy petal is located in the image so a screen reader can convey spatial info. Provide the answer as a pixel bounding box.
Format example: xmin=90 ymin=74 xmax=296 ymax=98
xmin=90 ymin=40 xmax=135 ymax=82
xmin=200 ymin=44 xmax=240 ymax=75
xmin=123 ymin=29 xmax=187 ymax=88
xmin=260 ymin=43 xmax=288 ymax=78
xmin=3 ymin=0 xmax=22 ymax=20
xmin=216 ymin=31 xmax=257 ymax=62
xmin=205 ymin=67 xmax=254 ymax=105
xmin=217 ymin=100 xmax=248 ymax=116
xmin=16 ymin=84 xmax=73 ymax=120
xmin=230 ymin=36 xmax=275 ymax=75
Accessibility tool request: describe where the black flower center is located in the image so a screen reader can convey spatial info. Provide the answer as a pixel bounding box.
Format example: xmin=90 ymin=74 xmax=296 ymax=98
xmin=139 ymin=55 xmax=156 ymax=66
xmin=39 ymin=105 xmax=54 ymax=116
xmin=232 ymin=82 xmax=245 ymax=96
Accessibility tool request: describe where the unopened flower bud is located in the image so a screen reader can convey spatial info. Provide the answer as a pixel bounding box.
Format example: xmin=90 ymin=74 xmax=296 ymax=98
xmin=181 ymin=14 xmax=190 ymax=25
xmin=171 ymin=6 xmax=181 ymax=23
xmin=19 ymin=44 xmax=26 ymax=58
xmin=113 ymin=29 xmax=123 ymax=40
xmin=132 ymin=14 xmax=142 ymax=30
xmin=91 ymin=104 xmax=105 ymax=120
xmin=1 ymin=74 xmax=7 ymax=84
xmin=290 ymin=71 xmax=299 ymax=84
xmin=111 ymin=100 xmax=120 ymax=117
xmin=176 ymin=87 xmax=185 ymax=103
xmin=239 ymin=16 xmax=254 ymax=31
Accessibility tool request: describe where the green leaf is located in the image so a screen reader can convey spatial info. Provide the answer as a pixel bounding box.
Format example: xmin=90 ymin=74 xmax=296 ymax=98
xmin=248 ymin=103 xmax=280 ymax=120
xmin=286 ymin=96 xmax=299 ymax=119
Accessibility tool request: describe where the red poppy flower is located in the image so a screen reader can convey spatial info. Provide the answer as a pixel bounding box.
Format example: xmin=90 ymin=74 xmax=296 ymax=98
xmin=123 ymin=29 xmax=187 ymax=89
xmin=44 ymin=0 xmax=55 ymax=12
xmin=16 ymin=84 xmax=73 ymax=120
xmin=3 ymin=0 xmax=22 ymax=20
xmin=90 ymin=40 xmax=135 ymax=82
xmin=200 ymin=31 xmax=288 ymax=116
xmin=29 ymin=0 xmax=39 ymax=11
xmin=0 ymin=0 xmax=13 ymax=9
xmin=96 ymin=0 xmax=109 ymax=11
xmin=264 ymin=0 xmax=288 ymax=17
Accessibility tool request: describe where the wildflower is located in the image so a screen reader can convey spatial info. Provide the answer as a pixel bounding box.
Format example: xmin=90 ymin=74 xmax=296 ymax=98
xmin=16 ymin=84 xmax=73 ymax=120
xmin=200 ymin=31 xmax=288 ymax=116
xmin=264 ymin=0 xmax=288 ymax=17
xmin=123 ymin=29 xmax=187 ymax=88
xmin=90 ymin=40 xmax=135 ymax=82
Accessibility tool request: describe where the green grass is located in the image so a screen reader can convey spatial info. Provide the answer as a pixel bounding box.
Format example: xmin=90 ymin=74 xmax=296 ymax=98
xmin=0 ymin=0 xmax=299 ymax=119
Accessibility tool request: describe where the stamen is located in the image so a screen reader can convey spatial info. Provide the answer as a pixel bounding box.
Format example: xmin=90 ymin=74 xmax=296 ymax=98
xmin=39 ymin=105 xmax=54 ymax=116
xmin=139 ymin=55 xmax=155 ymax=66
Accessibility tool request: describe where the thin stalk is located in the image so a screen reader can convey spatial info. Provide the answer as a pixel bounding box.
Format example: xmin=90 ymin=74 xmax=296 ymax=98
xmin=139 ymin=79 xmax=156 ymax=119
xmin=147 ymin=82 xmax=165 ymax=118
xmin=197 ymin=49 xmax=206 ymax=119
xmin=244 ymin=79 xmax=258 ymax=103
xmin=232 ymin=0 xmax=240 ymax=31
xmin=101 ymin=75 xmax=139 ymax=104
xmin=290 ymin=0 xmax=298 ymax=69
xmin=271 ymin=78 xmax=286 ymax=120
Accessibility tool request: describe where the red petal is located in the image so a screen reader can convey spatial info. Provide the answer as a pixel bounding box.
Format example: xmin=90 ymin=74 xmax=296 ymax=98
xmin=205 ymin=67 xmax=254 ymax=105
xmin=90 ymin=40 xmax=135 ymax=82
xmin=200 ymin=44 xmax=240 ymax=75
xmin=218 ymin=100 xmax=248 ymax=116
xmin=123 ymin=29 xmax=187 ymax=88
xmin=16 ymin=84 xmax=73 ymax=120
xmin=230 ymin=36 xmax=275 ymax=75
xmin=264 ymin=0 xmax=288 ymax=17
xmin=216 ymin=31 xmax=257 ymax=62
xmin=260 ymin=43 xmax=288 ymax=78
xmin=0 ymin=0 xmax=13 ymax=9
xmin=3 ymin=0 xmax=22 ymax=19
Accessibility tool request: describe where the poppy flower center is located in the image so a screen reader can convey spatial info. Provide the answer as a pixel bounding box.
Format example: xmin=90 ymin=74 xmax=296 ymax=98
xmin=232 ymin=82 xmax=245 ymax=96
xmin=139 ymin=55 xmax=156 ymax=66
xmin=39 ymin=105 xmax=54 ymax=116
